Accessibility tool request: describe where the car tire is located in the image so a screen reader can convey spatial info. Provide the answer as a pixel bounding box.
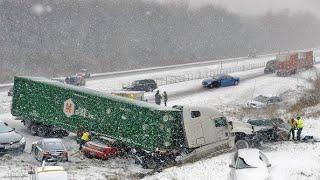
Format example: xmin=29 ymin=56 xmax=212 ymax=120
xmin=209 ymin=84 xmax=214 ymax=88
xmin=234 ymin=81 xmax=239 ymax=85
xmin=84 ymin=152 xmax=94 ymax=159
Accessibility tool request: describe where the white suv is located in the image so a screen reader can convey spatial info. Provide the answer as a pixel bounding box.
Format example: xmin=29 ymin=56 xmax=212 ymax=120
xmin=28 ymin=165 xmax=68 ymax=180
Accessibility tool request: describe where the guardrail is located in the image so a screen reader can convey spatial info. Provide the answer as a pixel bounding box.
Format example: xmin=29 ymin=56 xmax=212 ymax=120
xmin=154 ymin=62 xmax=266 ymax=86
xmin=90 ymin=55 xmax=268 ymax=79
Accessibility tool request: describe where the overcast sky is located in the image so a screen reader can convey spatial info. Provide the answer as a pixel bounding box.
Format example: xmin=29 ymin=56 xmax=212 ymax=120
xmin=156 ymin=0 xmax=320 ymax=17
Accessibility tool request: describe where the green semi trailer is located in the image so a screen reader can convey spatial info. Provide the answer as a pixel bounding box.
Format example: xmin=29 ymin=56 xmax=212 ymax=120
xmin=11 ymin=76 xmax=235 ymax=168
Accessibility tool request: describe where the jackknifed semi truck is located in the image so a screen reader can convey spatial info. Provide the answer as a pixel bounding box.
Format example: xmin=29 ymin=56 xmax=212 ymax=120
xmin=11 ymin=76 xmax=235 ymax=168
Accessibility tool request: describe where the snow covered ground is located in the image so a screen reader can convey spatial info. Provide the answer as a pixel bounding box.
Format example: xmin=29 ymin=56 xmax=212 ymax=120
xmin=144 ymin=118 xmax=320 ymax=180
xmin=1 ymin=58 xmax=320 ymax=179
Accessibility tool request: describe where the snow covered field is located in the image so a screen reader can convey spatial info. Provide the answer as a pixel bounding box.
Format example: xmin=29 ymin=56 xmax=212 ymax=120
xmin=1 ymin=60 xmax=320 ymax=179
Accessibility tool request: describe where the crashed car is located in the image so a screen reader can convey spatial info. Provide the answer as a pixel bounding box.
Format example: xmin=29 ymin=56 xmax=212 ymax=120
xmin=31 ymin=138 xmax=68 ymax=162
xmin=0 ymin=120 xmax=26 ymax=154
xmin=122 ymin=79 xmax=157 ymax=92
xmin=247 ymin=95 xmax=282 ymax=108
xmin=65 ymin=75 xmax=86 ymax=86
xmin=81 ymin=140 xmax=120 ymax=160
xmin=247 ymin=118 xmax=290 ymax=141
xmin=202 ymin=74 xmax=240 ymax=88
xmin=228 ymin=121 xmax=262 ymax=149
xmin=229 ymin=148 xmax=271 ymax=180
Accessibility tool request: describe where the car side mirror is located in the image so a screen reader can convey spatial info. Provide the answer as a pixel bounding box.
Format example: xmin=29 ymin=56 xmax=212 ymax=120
xmin=4 ymin=122 xmax=8 ymax=126
xmin=267 ymin=164 xmax=272 ymax=167
xmin=229 ymin=164 xmax=235 ymax=168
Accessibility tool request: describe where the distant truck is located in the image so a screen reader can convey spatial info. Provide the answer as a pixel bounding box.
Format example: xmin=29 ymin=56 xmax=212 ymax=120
xmin=11 ymin=76 xmax=235 ymax=168
xmin=276 ymin=51 xmax=313 ymax=76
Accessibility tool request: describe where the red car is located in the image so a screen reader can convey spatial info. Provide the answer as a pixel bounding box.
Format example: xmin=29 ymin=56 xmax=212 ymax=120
xmin=81 ymin=141 xmax=119 ymax=160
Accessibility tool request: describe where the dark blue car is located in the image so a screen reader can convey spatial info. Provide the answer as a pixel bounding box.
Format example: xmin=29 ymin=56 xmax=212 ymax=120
xmin=202 ymin=74 xmax=240 ymax=88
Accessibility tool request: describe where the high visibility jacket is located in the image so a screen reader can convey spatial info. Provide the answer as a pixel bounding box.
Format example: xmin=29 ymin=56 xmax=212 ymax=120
xmin=297 ymin=119 xmax=304 ymax=129
xmin=288 ymin=120 xmax=297 ymax=128
xmin=81 ymin=132 xmax=90 ymax=142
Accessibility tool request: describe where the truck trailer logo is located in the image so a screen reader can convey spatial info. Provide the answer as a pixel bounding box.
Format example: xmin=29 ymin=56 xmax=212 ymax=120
xmin=63 ymin=99 xmax=75 ymax=117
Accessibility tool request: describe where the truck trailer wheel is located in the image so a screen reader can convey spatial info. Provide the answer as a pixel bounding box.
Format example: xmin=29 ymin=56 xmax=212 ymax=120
xmin=30 ymin=124 xmax=38 ymax=136
xmin=37 ymin=125 xmax=49 ymax=137
xmin=143 ymin=157 xmax=158 ymax=169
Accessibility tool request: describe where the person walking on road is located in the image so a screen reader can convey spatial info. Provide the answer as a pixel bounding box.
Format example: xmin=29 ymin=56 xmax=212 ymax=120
xmin=155 ymin=90 xmax=162 ymax=105
xmin=288 ymin=118 xmax=297 ymax=140
xmin=163 ymin=91 xmax=168 ymax=106
xmin=296 ymin=116 xmax=304 ymax=141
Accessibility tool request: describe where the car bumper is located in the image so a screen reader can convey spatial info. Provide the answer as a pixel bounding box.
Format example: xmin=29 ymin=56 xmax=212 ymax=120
xmin=0 ymin=142 xmax=25 ymax=154
xmin=44 ymin=155 xmax=68 ymax=162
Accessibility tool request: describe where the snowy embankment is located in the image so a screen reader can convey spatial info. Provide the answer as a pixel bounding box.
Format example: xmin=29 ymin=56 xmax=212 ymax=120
xmin=143 ymin=118 xmax=320 ymax=180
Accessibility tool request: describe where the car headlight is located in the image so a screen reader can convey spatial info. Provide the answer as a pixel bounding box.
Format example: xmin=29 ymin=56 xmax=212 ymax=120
xmin=20 ymin=137 xmax=26 ymax=144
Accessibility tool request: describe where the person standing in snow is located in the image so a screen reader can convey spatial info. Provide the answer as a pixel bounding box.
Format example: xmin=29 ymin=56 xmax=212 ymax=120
xmin=296 ymin=116 xmax=304 ymax=141
xmin=155 ymin=90 xmax=162 ymax=105
xmin=163 ymin=91 xmax=168 ymax=106
xmin=79 ymin=130 xmax=91 ymax=150
xmin=288 ymin=118 xmax=297 ymax=140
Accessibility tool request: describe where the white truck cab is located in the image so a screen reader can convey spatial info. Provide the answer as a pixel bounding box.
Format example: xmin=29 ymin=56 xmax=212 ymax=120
xmin=177 ymin=106 xmax=235 ymax=163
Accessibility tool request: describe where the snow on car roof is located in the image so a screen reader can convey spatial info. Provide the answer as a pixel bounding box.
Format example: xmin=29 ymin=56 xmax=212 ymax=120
xmin=237 ymin=148 xmax=266 ymax=167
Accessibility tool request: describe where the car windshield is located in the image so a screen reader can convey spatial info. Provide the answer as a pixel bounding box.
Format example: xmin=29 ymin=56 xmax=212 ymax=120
xmin=0 ymin=123 xmax=13 ymax=133
xmin=248 ymin=120 xmax=273 ymax=126
xmin=236 ymin=157 xmax=253 ymax=169
xmin=132 ymin=81 xmax=142 ymax=85
xmin=44 ymin=142 xmax=64 ymax=150
xmin=211 ymin=75 xmax=223 ymax=80
xmin=254 ymin=95 xmax=269 ymax=103
xmin=270 ymin=118 xmax=284 ymax=125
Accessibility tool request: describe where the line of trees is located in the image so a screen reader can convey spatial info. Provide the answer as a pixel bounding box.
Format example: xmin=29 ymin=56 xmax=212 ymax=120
xmin=0 ymin=0 xmax=320 ymax=83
